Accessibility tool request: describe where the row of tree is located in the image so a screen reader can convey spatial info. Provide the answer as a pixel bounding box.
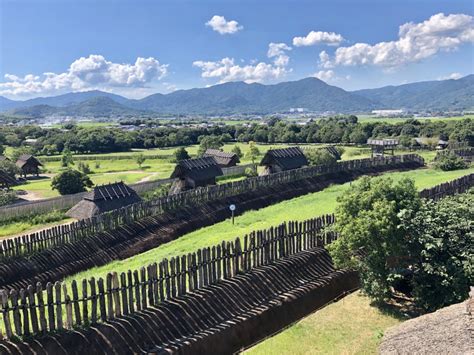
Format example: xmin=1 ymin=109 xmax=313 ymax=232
xmin=0 ymin=117 xmax=472 ymax=156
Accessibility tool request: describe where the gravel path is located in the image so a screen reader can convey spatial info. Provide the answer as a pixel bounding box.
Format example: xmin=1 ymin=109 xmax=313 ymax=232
xmin=380 ymin=292 xmax=474 ymax=355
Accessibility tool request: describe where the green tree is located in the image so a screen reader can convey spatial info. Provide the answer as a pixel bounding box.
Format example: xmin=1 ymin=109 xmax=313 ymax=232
xmin=231 ymin=145 xmax=243 ymax=159
xmin=400 ymin=192 xmax=473 ymax=311
xmin=61 ymin=148 xmax=74 ymax=167
xmin=245 ymin=141 xmax=260 ymax=164
xmin=197 ymin=135 xmax=224 ymax=156
xmin=327 ymin=176 xmax=421 ymax=302
xmin=305 ymin=149 xmax=337 ymax=166
xmin=0 ymin=160 xmax=19 ymax=180
xmin=10 ymin=146 xmax=34 ymax=162
xmin=51 ymin=169 xmax=93 ymax=195
xmin=173 ymin=147 xmax=190 ymax=162
xmin=0 ymin=190 xmax=16 ymax=206
xmin=434 ymin=152 xmax=467 ymax=171
xmin=134 ymin=153 xmax=146 ymax=169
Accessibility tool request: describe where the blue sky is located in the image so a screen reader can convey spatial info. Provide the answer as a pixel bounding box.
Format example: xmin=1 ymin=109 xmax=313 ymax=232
xmin=0 ymin=0 xmax=473 ymax=99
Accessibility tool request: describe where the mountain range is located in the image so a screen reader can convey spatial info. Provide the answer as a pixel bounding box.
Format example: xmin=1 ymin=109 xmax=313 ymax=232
xmin=1 ymin=75 xmax=473 ymax=117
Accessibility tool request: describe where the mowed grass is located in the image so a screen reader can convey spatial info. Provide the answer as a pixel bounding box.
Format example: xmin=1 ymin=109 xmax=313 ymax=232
xmin=63 ymin=165 xmax=473 ymax=285
xmin=244 ymin=291 xmax=402 ymax=355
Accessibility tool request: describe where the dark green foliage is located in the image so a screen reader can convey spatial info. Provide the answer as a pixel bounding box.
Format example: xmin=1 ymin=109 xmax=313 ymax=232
xmin=305 ymin=149 xmax=338 ymax=166
xmin=231 ymin=145 xmax=243 ymax=159
xmin=134 ymin=153 xmax=146 ymax=168
xmin=400 ymin=192 xmax=473 ymax=311
xmin=434 ymin=153 xmax=468 ymax=171
xmin=173 ymin=147 xmax=190 ymax=162
xmin=0 ymin=144 xmax=4 ymax=155
xmin=77 ymin=161 xmax=91 ymax=174
xmin=0 ymin=190 xmax=16 ymax=206
xmin=0 ymin=160 xmax=19 ymax=179
xmin=61 ymin=148 xmax=74 ymax=167
xmin=51 ymin=169 xmax=93 ymax=195
xmin=328 ymin=177 xmax=421 ymax=302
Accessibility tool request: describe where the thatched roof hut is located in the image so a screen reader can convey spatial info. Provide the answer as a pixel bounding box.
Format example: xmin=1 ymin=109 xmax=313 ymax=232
xmin=259 ymin=147 xmax=308 ymax=175
xmin=169 ymin=156 xmax=223 ymax=194
xmin=66 ymin=181 xmax=142 ymax=220
xmin=0 ymin=170 xmax=17 ymax=188
xmin=16 ymin=154 xmax=42 ymax=177
xmin=203 ymin=149 xmax=240 ymax=167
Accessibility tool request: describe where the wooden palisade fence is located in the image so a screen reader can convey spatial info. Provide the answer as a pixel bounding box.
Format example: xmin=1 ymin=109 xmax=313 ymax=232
xmin=419 ymin=173 xmax=474 ymax=200
xmin=0 ymin=154 xmax=424 ymax=259
xmin=0 ymin=214 xmax=336 ymax=340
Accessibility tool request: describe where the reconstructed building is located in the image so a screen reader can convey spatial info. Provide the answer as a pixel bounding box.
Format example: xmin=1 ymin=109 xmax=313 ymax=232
xmin=169 ymin=156 xmax=223 ymax=194
xmin=259 ymin=147 xmax=308 ymax=175
xmin=16 ymin=154 xmax=43 ymax=177
xmin=203 ymin=149 xmax=240 ymax=167
xmin=0 ymin=170 xmax=17 ymax=188
xmin=367 ymin=138 xmax=399 ymax=157
xmin=66 ymin=181 xmax=142 ymax=220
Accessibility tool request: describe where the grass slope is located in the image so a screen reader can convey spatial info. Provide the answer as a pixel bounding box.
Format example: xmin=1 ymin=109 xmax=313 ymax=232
xmin=245 ymin=291 xmax=402 ymax=355
xmin=63 ymin=166 xmax=473 ymax=285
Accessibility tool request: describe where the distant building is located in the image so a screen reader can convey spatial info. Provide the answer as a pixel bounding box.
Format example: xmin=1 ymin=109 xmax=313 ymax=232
xmin=367 ymin=138 xmax=399 ymax=157
xmin=259 ymin=147 xmax=308 ymax=175
xmin=16 ymin=154 xmax=43 ymax=178
xmin=66 ymin=181 xmax=142 ymax=220
xmin=203 ymin=149 xmax=240 ymax=168
xmin=372 ymin=109 xmax=405 ymax=117
xmin=169 ymin=156 xmax=223 ymax=194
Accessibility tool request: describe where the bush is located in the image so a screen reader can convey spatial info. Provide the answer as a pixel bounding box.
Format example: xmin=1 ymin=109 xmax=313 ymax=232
xmin=400 ymin=191 xmax=473 ymax=311
xmin=434 ymin=152 xmax=468 ymax=171
xmin=173 ymin=147 xmax=190 ymax=162
xmin=0 ymin=190 xmax=16 ymax=206
xmin=0 ymin=160 xmax=19 ymax=179
xmin=245 ymin=166 xmax=258 ymax=177
xmin=77 ymin=161 xmax=92 ymax=174
xmin=305 ymin=149 xmax=337 ymax=166
xmin=51 ymin=169 xmax=93 ymax=195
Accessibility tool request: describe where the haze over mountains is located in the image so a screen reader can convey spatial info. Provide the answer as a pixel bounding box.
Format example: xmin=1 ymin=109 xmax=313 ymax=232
xmin=1 ymin=75 xmax=473 ymax=117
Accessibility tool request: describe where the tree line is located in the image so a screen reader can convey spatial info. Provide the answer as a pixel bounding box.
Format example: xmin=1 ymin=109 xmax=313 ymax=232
xmin=0 ymin=116 xmax=472 ymax=156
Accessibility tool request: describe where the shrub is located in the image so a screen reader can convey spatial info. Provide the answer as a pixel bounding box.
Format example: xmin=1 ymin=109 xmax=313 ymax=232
xmin=245 ymin=166 xmax=258 ymax=177
xmin=305 ymin=149 xmax=337 ymax=166
xmin=0 ymin=160 xmax=19 ymax=179
xmin=0 ymin=190 xmax=16 ymax=206
xmin=173 ymin=147 xmax=190 ymax=162
xmin=434 ymin=152 xmax=468 ymax=171
xmin=77 ymin=161 xmax=91 ymax=174
xmin=51 ymin=169 xmax=93 ymax=195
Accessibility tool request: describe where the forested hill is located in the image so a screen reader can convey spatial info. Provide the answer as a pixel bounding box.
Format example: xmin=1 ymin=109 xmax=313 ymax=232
xmin=1 ymin=75 xmax=473 ymax=117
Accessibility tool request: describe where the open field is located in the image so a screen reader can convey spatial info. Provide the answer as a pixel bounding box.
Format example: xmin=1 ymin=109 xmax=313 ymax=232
xmin=63 ymin=165 xmax=473 ymax=285
xmin=356 ymin=114 xmax=473 ymax=124
xmin=245 ymin=291 xmax=402 ymax=355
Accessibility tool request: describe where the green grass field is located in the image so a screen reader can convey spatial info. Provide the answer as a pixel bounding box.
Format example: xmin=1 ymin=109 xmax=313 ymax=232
xmin=245 ymin=291 xmax=402 ymax=355
xmin=63 ymin=165 xmax=473 ymax=285
xmin=356 ymin=114 xmax=473 ymax=124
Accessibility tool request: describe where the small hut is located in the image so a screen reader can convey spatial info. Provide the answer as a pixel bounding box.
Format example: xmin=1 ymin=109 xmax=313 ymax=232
xmin=16 ymin=154 xmax=43 ymax=177
xmin=66 ymin=181 xmax=142 ymax=220
xmin=259 ymin=147 xmax=308 ymax=175
xmin=169 ymin=156 xmax=223 ymax=194
xmin=367 ymin=139 xmax=399 ymax=157
xmin=203 ymin=149 xmax=240 ymax=167
xmin=0 ymin=170 xmax=17 ymax=188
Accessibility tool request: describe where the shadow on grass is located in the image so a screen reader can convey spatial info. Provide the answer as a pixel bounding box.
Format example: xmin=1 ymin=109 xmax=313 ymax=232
xmin=372 ymin=292 xmax=422 ymax=321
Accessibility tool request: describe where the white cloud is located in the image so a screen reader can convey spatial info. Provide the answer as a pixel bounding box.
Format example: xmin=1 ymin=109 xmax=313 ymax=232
xmin=267 ymin=42 xmax=292 ymax=67
xmin=0 ymin=55 xmax=168 ymax=98
xmin=206 ymin=15 xmax=243 ymax=35
xmin=193 ymin=57 xmax=290 ymax=84
xmin=321 ymin=13 xmax=474 ymax=68
xmin=314 ymin=70 xmax=335 ymax=82
xmin=438 ymin=72 xmax=463 ymax=80
xmin=293 ymin=31 xmax=344 ymax=47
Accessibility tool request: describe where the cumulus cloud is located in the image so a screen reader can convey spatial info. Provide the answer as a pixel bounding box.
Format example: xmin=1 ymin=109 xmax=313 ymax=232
xmin=193 ymin=57 xmax=290 ymax=84
xmin=438 ymin=72 xmax=463 ymax=80
xmin=293 ymin=31 xmax=344 ymax=47
xmin=0 ymin=55 xmax=168 ymax=98
xmin=314 ymin=70 xmax=335 ymax=82
xmin=321 ymin=13 xmax=474 ymax=68
xmin=206 ymin=15 xmax=243 ymax=34
xmin=267 ymin=42 xmax=292 ymax=67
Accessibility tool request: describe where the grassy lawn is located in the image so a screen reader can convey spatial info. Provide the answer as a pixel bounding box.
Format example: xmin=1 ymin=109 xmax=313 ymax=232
xmin=0 ymin=217 xmax=73 ymax=239
xmin=63 ymin=165 xmax=473 ymax=285
xmin=357 ymin=114 xmax=473 ymax=124
xmin=245 ymin=291 xmax=402 ymax=355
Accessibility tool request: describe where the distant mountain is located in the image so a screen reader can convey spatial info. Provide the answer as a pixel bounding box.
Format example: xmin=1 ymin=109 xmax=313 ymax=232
xmin=354 ymin=75 xmax=474 ymax=110
xmin=133 ymin=78 xmax=376 ymax=114
xmin=9 ymin=97 xmax=146 ymax=118
xmin=2 ymin=75 xmax=473 ymax=117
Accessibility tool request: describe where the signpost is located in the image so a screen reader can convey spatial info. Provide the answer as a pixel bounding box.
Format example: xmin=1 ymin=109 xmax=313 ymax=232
xmin=229 ymin=204 xmax=236 ymax=225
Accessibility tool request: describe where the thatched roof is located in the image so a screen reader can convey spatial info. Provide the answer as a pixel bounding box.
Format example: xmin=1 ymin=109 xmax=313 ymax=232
xmin=0 ymin=170 xmax=17 ymax=186
xmin=16 ymin=154 xmax=43 ymax=169
xmin=66 ymin=181 xmax=142 ymax=220
xmin=203 ymin=149 xmax=240 ymax=166
xmin=170 ymin=156 xmax=223 ymax=181
xmin=260 ymin=147 xmax=308 ymax=171
xmin=325 ymin=146 xmax=341 ymax=160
